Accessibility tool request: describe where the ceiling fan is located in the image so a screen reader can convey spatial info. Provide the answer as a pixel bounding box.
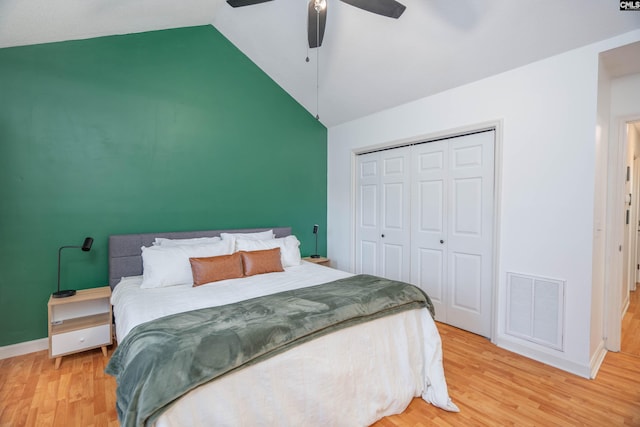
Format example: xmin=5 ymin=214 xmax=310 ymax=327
xmin=226 ymin=0 xmax=406 ymax=48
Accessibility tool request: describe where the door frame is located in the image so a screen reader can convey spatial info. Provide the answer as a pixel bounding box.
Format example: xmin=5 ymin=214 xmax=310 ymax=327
xmin=604 ymin=115 xmax=640 ymax=351
xmin=634 ymin=153 xmax=640 ymax=292
xmin=349 ymin=120 xmax=503 ymax=342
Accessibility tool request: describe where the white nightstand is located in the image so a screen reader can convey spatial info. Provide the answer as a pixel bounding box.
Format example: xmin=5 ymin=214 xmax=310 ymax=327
xmin=47 ymin=286 xmax=113 ymax=369
xmin=303 ymin=256 xmax=330 ymax=267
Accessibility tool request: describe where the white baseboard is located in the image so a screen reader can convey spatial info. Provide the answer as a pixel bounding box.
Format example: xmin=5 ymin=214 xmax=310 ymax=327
xmin=589 ymin=340 xmax=608 ymax=379
xmin=495 ymin=336 xmax=591 ymax=378
xmin=0 ymin=338 xmax=48 ymax=360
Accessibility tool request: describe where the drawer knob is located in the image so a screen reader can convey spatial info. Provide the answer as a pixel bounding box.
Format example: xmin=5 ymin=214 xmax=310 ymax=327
xmin=80 ymin=337 xmax=85 ymax=342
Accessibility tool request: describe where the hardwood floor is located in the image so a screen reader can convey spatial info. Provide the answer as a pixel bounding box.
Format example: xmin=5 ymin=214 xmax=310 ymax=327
xmin=622 ymin=287 xmax=640 ymax=356
xmin=374 ymin=323 xmax=640 ymax=426
xmin=1 ymin=293 xmax=639 ymax=426
xmin=0 ymin=347 xmax=118 ymax=427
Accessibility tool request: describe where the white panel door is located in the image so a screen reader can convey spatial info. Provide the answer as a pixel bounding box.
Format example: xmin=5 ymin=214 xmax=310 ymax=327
xmin=356 ymin=148 xmax=411 ymax=282
xmin=380 ymin=148 xmax=411 ymax=281
xmin=411 ymin=131 xmax=494 ymax=337
xmin=410 ymin=140 xmax=448 ymax=320
xmin=447 ymin=131 xmax=494 ymax=336
xmin=356 ymin=152 xmax=381 ymax=276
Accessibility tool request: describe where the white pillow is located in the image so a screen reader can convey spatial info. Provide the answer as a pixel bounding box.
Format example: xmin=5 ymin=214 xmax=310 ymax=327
xmin=154 ymin=236 xmax=221 ymax=246
xmin=235 ymin=235 xmax=301 ymax=267
xmin=140 ymin=239 xmax=235 ymax=288
xmin=220 ymin=230 xmax=275 ymax=241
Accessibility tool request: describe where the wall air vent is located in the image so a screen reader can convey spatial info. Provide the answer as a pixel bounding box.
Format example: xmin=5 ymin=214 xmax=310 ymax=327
xmin=506 ymin=272 xmax=565 ymax=351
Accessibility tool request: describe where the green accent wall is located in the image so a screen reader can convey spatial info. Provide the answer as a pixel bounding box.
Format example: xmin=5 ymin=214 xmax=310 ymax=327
xmin=0 ymin=25 xmax=327 ymax=346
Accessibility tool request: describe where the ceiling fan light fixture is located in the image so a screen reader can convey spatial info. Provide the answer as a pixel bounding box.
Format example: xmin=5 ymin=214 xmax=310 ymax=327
xmin=228 ymin=0 xmax=405 ymax=49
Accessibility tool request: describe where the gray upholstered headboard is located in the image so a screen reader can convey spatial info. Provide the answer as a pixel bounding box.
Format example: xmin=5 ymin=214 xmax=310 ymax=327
xmin=108 ymin=227 xmax=292 ymax=289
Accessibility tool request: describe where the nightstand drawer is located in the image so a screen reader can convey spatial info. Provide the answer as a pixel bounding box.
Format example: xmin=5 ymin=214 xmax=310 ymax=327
xmin=51 ymin=324 xmax=111 ymax=356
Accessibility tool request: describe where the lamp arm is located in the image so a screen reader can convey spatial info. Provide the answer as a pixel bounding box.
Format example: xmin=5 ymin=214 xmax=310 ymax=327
xmin=57 ymin=245 xmax=81 ymax=293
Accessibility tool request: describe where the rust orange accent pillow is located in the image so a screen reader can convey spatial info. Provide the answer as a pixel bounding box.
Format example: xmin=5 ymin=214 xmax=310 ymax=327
xmin=189 ymin=252 xmax=244 ymax=287
xmin=240 ymin=248 xmax=284 ymax=277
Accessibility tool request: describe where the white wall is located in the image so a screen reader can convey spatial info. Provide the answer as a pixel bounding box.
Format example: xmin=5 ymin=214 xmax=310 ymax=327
xmin=327 ymin=30 xmax=640 ymax=377
xmin=612 ymin=74 xmax=640 ymax=118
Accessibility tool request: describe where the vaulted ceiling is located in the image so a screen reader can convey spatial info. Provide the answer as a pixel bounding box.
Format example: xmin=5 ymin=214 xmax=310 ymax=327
xmin=1 ymin=0 xmax=639 ymax=126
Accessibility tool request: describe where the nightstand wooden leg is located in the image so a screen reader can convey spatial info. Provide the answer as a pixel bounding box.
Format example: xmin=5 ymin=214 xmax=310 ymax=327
xmin=101 ymin=346 xmax=107 ymax=357
xmin=54 ymin=357 xmax=62 ymax=369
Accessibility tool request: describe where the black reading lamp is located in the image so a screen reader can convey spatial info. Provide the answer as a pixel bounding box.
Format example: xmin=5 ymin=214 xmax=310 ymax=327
xmin=54 ymin=237 xmax=94 ymax=298
xmin=311 ymin=224 xmax=320 ymax=258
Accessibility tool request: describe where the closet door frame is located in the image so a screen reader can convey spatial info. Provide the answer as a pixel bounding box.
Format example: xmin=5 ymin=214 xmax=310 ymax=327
xmin=351 ymin=121 xmax=503 ymax=343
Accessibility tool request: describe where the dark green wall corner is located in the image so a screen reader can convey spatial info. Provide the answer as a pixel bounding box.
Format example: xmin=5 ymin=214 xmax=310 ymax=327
xmin=0 ymin=25 xmax=327 ymax=346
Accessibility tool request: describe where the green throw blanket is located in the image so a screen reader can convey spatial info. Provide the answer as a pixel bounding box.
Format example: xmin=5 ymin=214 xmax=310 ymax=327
xmin=106 ymin=274 xmax=434 ymax=427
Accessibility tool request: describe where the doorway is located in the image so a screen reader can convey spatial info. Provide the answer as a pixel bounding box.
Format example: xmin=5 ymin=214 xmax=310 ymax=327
xmin=622 ymin=120 xmax=640 ymax=357
xmin=606 ymin=118 xmax=640 ymax=352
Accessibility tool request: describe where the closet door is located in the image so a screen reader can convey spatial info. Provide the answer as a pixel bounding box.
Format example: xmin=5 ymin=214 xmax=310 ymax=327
xmin=410 ymin=140 xmax=448 ymax=324
xmin=356 ymin=147 xmax=411 ymax=282
xmin=356 ymin=152 xmax=381 ymax=276
xmin=411 ymin=131 xmax=494 ymax=337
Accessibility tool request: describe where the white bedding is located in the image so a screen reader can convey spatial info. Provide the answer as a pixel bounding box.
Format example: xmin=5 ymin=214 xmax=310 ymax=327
xmin=112 ymin=261 xmax=354 ymax=342
xmin=111 ymin=261 xmax=459 ymax=426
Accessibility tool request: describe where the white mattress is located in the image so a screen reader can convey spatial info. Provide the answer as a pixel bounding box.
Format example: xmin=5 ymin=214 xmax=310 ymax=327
xmin=111 ymin=262 xmax=458 ymax=426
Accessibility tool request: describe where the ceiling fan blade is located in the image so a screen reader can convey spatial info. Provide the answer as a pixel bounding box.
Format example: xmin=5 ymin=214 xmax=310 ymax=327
xmin=307 ymin=0 xmax=327 ymax=49
xmin=226 ymin=0 xmax=273 ymax=7
xmin=339 ymin=0 xmax=405 ymax=18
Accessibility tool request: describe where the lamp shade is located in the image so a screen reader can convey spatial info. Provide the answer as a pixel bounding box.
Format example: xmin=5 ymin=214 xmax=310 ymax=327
xmin=82 ymin=237 xmax=93 ymax=251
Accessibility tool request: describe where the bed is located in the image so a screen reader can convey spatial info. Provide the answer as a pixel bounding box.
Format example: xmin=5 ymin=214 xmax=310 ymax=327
xmin=106 ymin=227 xmax=458 ymax=427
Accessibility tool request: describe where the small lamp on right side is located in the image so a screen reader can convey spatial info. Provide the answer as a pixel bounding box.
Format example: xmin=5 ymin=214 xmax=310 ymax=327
xmin=311 ymin=224 xmax=320 ymax=258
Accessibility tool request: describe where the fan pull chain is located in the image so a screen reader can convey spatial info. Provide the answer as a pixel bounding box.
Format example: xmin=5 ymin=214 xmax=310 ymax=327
xmin=315 ymin=6 xmax=320 ymax=120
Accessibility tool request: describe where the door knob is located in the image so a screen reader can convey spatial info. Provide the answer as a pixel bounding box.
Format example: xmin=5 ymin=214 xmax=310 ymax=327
xmin=381 ymin=234 xmax=385 ymax=238
xmin=440 ymin=240 xmax=444 ymax=244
